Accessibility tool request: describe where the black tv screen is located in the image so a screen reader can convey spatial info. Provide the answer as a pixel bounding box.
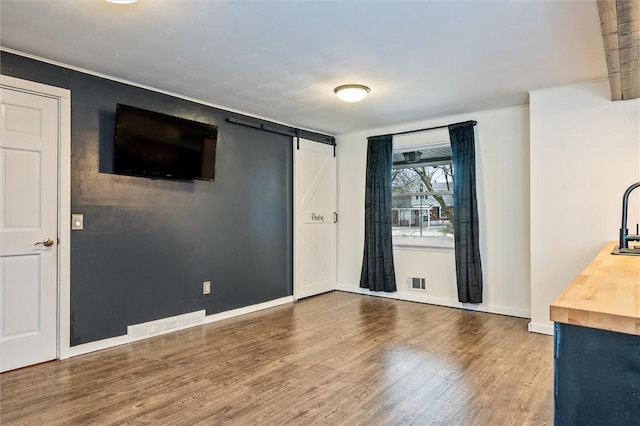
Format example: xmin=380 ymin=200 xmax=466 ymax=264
xmin=113 ymin=104 xmax=217 ymax=181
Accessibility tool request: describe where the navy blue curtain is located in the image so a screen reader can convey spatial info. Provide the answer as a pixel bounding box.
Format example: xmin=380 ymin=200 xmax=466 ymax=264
xmin=449 ymin=122 xmax=483 ymax=303
xmin=360 ymin=135 xmax=397 ymax=292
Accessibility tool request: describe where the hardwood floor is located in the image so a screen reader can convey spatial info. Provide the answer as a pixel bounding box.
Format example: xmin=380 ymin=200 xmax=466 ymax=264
xmin=0 ymin=292 xmax=553 ymax=425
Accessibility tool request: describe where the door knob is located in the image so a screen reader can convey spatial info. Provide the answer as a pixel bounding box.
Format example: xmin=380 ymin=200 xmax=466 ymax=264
xmin=34 ymin=238 xmax=55 ymax=247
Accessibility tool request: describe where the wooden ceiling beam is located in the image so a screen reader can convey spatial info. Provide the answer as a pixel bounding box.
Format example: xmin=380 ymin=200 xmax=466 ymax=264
xmin=597 ymin=0 xmax=640 ymax=101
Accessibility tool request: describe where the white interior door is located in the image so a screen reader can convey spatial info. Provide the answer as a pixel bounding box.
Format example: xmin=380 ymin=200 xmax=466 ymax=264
xmin=1 ymin=85 xmax=59 ymax=372
xmin=294 ymin=138 xmax=336 ymax=299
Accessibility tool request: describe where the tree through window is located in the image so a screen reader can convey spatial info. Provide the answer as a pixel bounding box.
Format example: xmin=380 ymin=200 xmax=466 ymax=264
xmin=392 ymin=144 xmax=454 ymax=245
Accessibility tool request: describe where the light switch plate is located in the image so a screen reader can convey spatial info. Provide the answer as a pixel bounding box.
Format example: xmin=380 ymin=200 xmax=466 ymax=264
xmin=72 ymin=214 xmax=84 ymax=230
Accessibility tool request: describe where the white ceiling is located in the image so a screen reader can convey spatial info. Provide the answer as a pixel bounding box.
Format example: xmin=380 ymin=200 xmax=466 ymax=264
xmin=0 ymin=0 xmax=607 ymax=135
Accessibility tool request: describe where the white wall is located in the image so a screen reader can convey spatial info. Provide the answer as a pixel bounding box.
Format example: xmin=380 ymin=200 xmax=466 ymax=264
xmin=529 ymin=79 xmax=640 ymax=335
xmin=337 ymin=105 xmax=531 ymax=318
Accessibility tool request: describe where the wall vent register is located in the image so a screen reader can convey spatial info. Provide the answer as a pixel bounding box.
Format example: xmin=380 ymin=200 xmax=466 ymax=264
xmin=408 ymin=277 xmax=426 ymax=291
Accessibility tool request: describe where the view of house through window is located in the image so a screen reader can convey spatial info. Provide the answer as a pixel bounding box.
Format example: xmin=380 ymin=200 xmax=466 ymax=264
xmin=392 ymin=143 xmax=454 ymax=245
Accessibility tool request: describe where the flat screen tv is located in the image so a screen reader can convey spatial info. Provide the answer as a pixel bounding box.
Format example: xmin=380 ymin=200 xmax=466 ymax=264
xmin=113 ymin=104 xmax=217 ymax=181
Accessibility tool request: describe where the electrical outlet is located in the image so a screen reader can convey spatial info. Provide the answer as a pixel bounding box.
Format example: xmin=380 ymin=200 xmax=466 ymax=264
xmin=203 ymin=281 xmax=211 ymax=295
xmin=71 ymin=214 xmax=84 ymax=230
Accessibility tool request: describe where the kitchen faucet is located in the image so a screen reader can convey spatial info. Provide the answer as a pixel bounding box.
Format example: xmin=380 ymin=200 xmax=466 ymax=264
xmin=619 ymin=182 xmax=640 ymax=250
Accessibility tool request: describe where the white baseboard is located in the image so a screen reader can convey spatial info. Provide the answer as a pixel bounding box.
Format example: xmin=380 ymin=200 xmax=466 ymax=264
xmin=63 ymin=296 xmax=294 ymax=359
xmin=201 ymin=296 xmax=294 ymax=325
xmin=336 ymin=285 xmax=531 ymax=319
xmin=66 ymin=335 xmax=129 ymax=359
xmin=528 ymin=321 xmax=555 ymax=335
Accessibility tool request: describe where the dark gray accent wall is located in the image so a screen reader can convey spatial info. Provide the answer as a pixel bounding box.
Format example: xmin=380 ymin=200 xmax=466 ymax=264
xmin=1 ymin=52 xmax=324 ymax=346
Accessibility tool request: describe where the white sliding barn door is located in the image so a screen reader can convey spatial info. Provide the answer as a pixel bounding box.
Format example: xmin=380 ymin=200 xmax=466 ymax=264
xmin=294 ymin=138 xmax=337 ymax=299
xmin=0 ymin=82 xmax=59 ymax=372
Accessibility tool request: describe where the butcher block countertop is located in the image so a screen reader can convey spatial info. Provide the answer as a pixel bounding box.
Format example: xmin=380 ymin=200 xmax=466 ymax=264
xmin=550 ymin=241 xmax=640 ymax=336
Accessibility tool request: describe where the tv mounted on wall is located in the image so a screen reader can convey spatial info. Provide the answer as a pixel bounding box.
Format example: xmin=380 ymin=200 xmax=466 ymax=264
xmin=113 ymin=104 xmax=218 ymax=181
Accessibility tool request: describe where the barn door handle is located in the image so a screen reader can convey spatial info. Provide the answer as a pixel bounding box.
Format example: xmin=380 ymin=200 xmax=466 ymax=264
xmin=34 ymin=238 xmax=55 ymax=247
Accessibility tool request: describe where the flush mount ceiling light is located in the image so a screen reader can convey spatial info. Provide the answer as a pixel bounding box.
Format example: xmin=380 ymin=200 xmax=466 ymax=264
xmin=334 ymin=84 xmax=371 ymax=103
xmin=106 ymin=0 xmax=138 ymax=4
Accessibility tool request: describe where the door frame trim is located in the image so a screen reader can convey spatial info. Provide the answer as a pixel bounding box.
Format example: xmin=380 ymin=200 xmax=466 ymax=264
xmin=0 ymin=75 xmax=71 ymax=361
xmin=292 ymin=137 xmax=298 ymax=300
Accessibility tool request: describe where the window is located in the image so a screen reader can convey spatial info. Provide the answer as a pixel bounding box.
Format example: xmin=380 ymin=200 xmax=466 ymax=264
xmin=392 ymin=137 xmax=454 ymax=248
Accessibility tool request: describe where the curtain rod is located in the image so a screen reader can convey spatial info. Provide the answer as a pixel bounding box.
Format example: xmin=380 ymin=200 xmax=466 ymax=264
xmin=376 ymin=120 xmax=477 ymax=138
